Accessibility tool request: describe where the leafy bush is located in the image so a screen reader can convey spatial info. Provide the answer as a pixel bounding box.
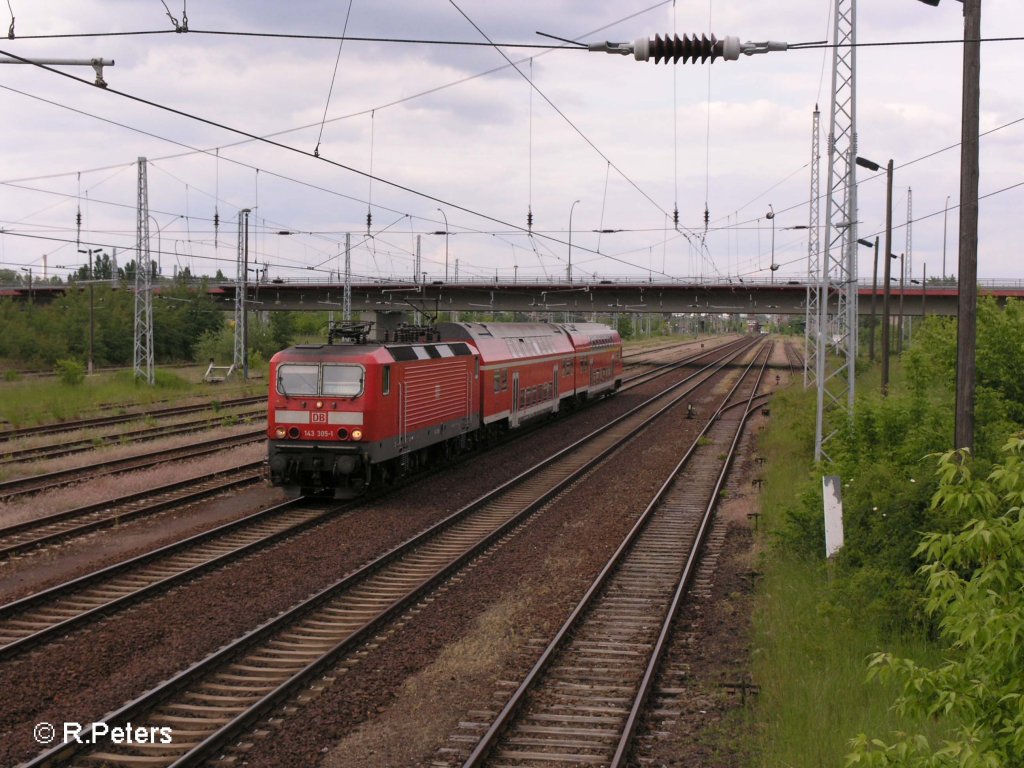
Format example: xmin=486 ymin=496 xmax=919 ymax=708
xmin=847 ymin=438 xmax=1024 ymax=767
xmin=54 ymin=358 xmax=86 ymax=385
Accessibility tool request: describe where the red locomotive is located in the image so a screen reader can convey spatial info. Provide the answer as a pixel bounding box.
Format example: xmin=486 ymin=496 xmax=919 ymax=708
xmin=267 ymin=320 xmax=623 ymax=497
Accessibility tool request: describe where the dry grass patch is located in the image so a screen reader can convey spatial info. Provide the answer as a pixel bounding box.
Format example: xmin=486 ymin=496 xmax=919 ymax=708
xmin=321 ymin=544 xmax=591 ymax=768
xmin=321 ymin=596 xmax=525 ymax=768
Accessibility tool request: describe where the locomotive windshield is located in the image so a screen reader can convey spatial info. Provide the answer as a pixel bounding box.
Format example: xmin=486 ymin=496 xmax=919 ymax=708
xmin=277 ymin=364 xmax=319 ymax=396
xmin=322 ymin=364 xmax=364 ymax=397
xmin=276 ymin=363 xmax=364 ymax=397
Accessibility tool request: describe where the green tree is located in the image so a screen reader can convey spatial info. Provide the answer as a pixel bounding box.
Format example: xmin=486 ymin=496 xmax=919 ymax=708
xmin=847 ymin=438 xmax=1024 ymax=767
xmin=269 ymin=311 xmax=296 ymax=350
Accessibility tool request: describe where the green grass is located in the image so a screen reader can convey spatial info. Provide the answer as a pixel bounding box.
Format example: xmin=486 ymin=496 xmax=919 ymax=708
xmin=751 ymin=374 xmax=947 ymax=766
xmin=0 ymin=368 xmax=264 ymax=427
xmin=752 ymin=554 xmax=946 ymax=766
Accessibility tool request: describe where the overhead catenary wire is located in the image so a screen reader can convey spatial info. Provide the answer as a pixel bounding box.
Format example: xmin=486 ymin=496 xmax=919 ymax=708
xmin=703 ymin=0 xmax=713 ymax=232
xmin=313 ymin=0 xmax=355 ymax=158
xmin=444 ymin=0 xmax=693 ymax=236
xmin=2 ymin=17 xmax=1020 ymax=281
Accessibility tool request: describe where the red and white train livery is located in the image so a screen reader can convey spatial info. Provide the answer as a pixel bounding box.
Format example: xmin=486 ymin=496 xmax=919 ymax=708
xmin=267 ymin=321 xmax=622 ymax=497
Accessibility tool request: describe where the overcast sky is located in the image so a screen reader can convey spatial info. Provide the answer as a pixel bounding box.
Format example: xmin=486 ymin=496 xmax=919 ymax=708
xmin=0 ymin=1 xmax=1020 ymax=287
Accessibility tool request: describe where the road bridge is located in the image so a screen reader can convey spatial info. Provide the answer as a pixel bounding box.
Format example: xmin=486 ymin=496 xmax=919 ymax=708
xmin=202 ymin=277 xmax=1024 ymax=318
xmin=5 ymin=277 xmax=1024 ymax=319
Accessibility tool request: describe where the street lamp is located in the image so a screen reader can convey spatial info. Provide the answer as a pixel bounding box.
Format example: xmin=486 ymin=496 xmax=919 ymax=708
xmin=942 ymin=194 xmax=951 ymax=279
xmin=148 ymin=215 xmax=180 ymax=277
xmin=898 ymin=252 xmax=906 ymax=355
xmin=77 ymin=247 xmax=105 ymax=375
xmin=766 ymin=205 xmax=778 ymax=283
xmin=568 ymin=199 xmax=580 ymax=283
xmin=435 ymin=208 xmax=449 ymax=282
xmin=858 ymin=237 xmax=879 ymax=362
xmin=19 ymin=267 xmax=32 ymax=304
xmin=856 ymin=155 xmax=894 ymax=394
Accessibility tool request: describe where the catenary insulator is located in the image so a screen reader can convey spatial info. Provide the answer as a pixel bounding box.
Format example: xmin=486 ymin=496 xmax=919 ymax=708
xmin=673 ymin=206 xmax=679 ymax=228
xmin=366 ymin=211 xmax=372 ymax=233
xmin=633 ymin=33 xmax=740 ymax=64
xmin=527 ymin=207 xmax=533 ymax=232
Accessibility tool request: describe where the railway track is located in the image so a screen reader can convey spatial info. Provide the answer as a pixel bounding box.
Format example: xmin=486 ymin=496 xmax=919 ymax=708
xmin=458 ymin=343 xmax=771 ymax=767
xmin=0 ymin=339 xmax=751 ymax=651
xmin=20 ymin=338 xmax=761 ymax=768
xmin=0 ymin=429 xmax=264 ymax=503
xmin=619 ymin=339 xmax=746 ymax=390
xmin=621 ymin=339 xmax=710 ymax=360
xmin=0 ymin=496 xmax=347 ymax=662
xmin=0 ymin=408 xmax=264 ymax=465
xmin=0 ymin=462 xmax=265 ymax=559
xmin=0 ymin=394 xmax=264 ymax=442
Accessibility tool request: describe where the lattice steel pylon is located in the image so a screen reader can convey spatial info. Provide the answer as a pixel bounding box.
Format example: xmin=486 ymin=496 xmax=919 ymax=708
xmin=343 ymin=232 xmax=352 ymax=322
xmin=133 ymin=157 xmax=155 ymax=385
xmin=804 ymin=106 xmax=821 ymax=389
xmin=814 ymin=0 xmax=860 ymax=462
xmin=234 ymin=209 xmax=251 ymax=379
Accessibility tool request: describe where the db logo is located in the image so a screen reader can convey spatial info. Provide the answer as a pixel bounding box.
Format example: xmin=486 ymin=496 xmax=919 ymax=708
xmin=311 ymin=412 xmax=327 ymax=423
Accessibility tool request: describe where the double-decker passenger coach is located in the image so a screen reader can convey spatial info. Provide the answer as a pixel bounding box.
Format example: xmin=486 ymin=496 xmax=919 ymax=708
xmin=267 ymin=320 xmax=622 ymax=498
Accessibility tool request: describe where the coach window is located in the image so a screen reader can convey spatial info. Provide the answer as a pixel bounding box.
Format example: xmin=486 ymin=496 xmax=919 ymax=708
xmin=277 ymin=364 xmax=319 ymax=396
xmin=382 ymin=365 xmax=391 ymax=396
xmin=322 ymin=364 xmax=365 ymax=397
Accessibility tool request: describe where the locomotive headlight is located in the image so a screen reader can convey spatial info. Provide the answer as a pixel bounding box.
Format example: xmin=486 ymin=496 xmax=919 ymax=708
xmin=316 ymin=400 xmax=324 ymax=409
xmin=351 ymin=429 xmax=363 ymax=441
xmin=275 ymin=427 xmax=287 ymax=439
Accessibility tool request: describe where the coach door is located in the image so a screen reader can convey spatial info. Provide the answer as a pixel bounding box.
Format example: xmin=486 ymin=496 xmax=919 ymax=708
xmin=397 ymin=382 xmax=409 ymax=448
xmin=552 ymin=365 xmax=560 ymax=414
xmin=510 ymin=371 xmax=520 ymax=428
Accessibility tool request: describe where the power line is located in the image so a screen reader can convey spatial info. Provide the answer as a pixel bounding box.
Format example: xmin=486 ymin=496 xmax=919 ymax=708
xmin=789 ymin=35 xmax=1024 ymax=50
xmin=0 ymin=45 xmax=677 ymax=278
xmin=446 ymin=0 xmax=689 ymax=234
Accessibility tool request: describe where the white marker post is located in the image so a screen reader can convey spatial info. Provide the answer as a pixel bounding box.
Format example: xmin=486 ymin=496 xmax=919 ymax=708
xmin=822 ymin=475 xmax=844 ymax=557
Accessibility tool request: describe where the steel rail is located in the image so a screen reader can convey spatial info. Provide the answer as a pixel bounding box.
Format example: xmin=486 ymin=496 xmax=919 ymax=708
xmin=0 ymin=395 xmax=265 ymax=443
xmin=609 ymin=346 xmax=771 ymax=766
xmin=0 ymin=497 xmax=342 ymax=661
xmin=0 ymin=408 xmax=264 ymax=465
xmin=461 ymin=341 xmax=770 ymax=767
xmin=20 ymin=338 xmax=760 ymax=768
xmin=0 ymin=462 xmax=265 ymax=559
xmin=0 ymin=429 xmax=264 ymax=502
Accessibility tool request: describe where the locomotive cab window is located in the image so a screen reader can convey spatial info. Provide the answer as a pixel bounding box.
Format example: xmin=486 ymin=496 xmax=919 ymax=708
xmin=277 ymin=364 xmax=319 ymax=396
xmin=323 ymin=364 xmax=365 ymax=397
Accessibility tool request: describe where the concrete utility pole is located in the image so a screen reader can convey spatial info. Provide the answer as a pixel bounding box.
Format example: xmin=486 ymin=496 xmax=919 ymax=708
xmin=955 ymin=0 xmax=980 ymax=453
